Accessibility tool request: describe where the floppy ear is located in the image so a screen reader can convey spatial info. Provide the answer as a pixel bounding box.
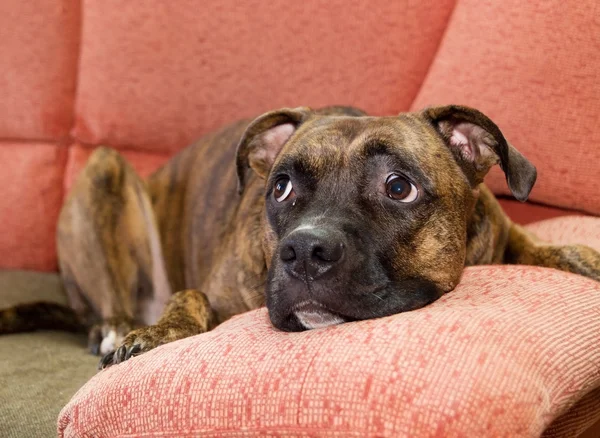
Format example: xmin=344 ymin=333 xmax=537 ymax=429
xmin=236 ymin=107 xmax=312 ymax=194
xmin=423 ymin=105 xmax=537 ymax=202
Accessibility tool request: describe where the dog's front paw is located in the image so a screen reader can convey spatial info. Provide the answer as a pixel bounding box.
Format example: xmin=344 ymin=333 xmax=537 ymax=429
xmin=98 ymin=322 xmax=200 ymax=369
xmin=88 ymin=318 xmax=133 ymax=356
xmin=98 ymin=325 xmax=164 ymax=369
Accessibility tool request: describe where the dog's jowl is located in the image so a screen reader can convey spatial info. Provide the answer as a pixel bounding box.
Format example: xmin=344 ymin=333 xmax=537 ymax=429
xmin=2 ymin=105 xmax=598 ymax=368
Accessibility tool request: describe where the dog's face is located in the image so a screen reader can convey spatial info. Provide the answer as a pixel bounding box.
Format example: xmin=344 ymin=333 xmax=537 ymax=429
xmin=236 ymin=105 xmax=536 ymax=331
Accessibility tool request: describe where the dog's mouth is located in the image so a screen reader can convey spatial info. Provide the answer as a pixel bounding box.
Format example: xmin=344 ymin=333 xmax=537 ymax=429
xmin=292 ymin=300 xmax=347 ymax=330
xmin=266 ymin=251 xmax=445 ymax=332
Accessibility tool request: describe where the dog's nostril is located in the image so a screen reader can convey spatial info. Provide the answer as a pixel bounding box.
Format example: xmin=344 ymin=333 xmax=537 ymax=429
xmin=312 ymin=242 xmax=344 ymax=263
xmin=280 ymin=245 xmax=296 ymax=262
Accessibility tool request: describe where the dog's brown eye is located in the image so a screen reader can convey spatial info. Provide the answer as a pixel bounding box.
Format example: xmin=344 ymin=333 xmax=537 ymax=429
xmin=386 ymin=174 xmax=418 ymax=202
xmin=273 ymin=177 xmax=294 ymax=202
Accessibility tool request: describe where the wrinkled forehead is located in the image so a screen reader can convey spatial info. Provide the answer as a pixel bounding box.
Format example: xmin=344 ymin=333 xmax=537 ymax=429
xmin=272 ymin=114 xmax=446 ymax=179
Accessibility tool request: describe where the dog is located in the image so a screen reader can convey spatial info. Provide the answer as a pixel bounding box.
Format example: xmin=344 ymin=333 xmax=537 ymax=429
xmin=2 ymin=105 xmax=599 ymax=369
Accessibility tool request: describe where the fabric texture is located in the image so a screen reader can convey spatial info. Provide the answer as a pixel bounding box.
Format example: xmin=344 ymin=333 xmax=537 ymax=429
xmin=0 ymin=2 xmax=598 ymax=436
xmin=0 ymin=0 xmax=79 ymax=139
xmin=525 ymin=216 xmax=600 ymax=251
xmin=411 ymin=0 xmax=600 ymax=215
xmin=498 ymin=199 xmax=585 ymax=225
xmin=0 ymin=271 xmax=98 ymax=438
xmin=1 ymin=331 xmax=98 ymax=438
xmin=0 ymin=143 xmax=67 ymax=271
xmin=0 ymin=270 xmax=68 ymax=308
xmin=58 ymin=216 xmax=600 ymax=437
xmin=72 ymin=0 xmax=456 ymax=153
xmin=58 ymin=267 xmax=600 ymax=438
xmin=0 ymin=0 xmax=79 ymax=271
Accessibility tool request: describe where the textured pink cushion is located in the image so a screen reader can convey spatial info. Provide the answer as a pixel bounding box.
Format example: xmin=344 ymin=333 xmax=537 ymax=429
xmin=0 ymin=0 xmax=77 ymax=271
xmin=0 ymin=0 xmax=79 ymax=139
xmin=411 ymin=0 xmax=600 ymax=215
xmin=72 ymin=0 xmax=455 ymax=153
xmin=525 ymin=216 xmax=600 ymax=250
xmin=58 ymin=217 xmax=600 ymax=437
xmin=0 ymin=143 xmax=67 ymax=271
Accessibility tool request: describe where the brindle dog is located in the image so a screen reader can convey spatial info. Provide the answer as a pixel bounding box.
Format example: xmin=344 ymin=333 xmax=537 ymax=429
xmin=2 ymin=105 xmax=599 ymax=369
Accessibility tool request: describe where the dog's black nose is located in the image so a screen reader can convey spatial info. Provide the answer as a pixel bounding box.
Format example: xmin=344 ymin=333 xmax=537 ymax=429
xmin=280 ymin=228 xmax=345 ymax=280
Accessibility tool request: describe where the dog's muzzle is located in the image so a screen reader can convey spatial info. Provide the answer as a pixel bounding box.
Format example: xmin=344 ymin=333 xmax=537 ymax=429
xmin=267 ymin=224 xmax=444 ymax=332
xmin=268 ymin=226 xmax=351 ymax=331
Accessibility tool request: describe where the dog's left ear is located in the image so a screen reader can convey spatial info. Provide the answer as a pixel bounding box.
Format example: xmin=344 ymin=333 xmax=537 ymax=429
xmin=236 ymin=107 xmax=312 ymax=194
xmin=423 ymin=105 xmax=537 ymax=202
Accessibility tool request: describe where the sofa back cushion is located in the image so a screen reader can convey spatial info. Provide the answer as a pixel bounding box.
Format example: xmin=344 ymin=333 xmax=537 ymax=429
xmin=412 ymin=0 xmax=600 ymax=215
xmin=0 ymin=0 xmax=79 ymax=270
xmin=72 ymin=0 xmax=456 ymax=153
xmin=0 ymin=0 xmax=456 ymax=271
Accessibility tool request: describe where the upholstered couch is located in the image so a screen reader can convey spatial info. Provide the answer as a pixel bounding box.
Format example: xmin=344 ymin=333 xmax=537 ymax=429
xmin=1 ymin=1 xmax=599 ymax=436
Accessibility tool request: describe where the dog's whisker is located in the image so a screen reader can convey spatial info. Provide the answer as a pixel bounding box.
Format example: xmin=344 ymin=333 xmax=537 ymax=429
xmin=371 ymin=292 xmax=384 ymax=302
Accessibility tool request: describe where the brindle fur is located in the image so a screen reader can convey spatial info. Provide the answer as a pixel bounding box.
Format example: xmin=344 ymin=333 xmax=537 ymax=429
xmin=1 ymin=105 xmax=598 ymax=368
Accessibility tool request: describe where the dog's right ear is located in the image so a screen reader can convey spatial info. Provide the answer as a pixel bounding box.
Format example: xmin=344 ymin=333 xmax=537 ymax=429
xmin=236 ymin=107 xmax=312 ymax=194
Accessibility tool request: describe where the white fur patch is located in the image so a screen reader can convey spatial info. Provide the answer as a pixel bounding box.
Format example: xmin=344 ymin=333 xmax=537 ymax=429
xmin=293 ymin=224 xmax=316 ymax=232
xmin=99 ymin=330 xmax=117 ymax=355
xmin=295 ymin=309 xmax=345 ymax=329
xmin=294 ymin=301 xmax=345 ymax=329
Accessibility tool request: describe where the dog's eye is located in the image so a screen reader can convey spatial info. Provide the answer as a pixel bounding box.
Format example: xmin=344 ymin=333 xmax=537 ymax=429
xmin=385 ymin=174 xmax=418 ymax=202
xmin=273 ymin=177 xmax=294 ymax=202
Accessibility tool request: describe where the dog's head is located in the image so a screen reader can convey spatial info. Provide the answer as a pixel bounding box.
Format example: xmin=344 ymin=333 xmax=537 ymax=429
xmin=236 ymin=105 xmax=536 ymax=331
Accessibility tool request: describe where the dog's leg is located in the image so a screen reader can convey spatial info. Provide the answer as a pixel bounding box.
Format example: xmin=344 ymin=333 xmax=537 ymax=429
xmin=504 ymin=223 xmax=600 ymax=281
xmin=57 ymin=147 xmax=171 ymax=355
xmin=99 ymin=289 xmax=214 ymax=368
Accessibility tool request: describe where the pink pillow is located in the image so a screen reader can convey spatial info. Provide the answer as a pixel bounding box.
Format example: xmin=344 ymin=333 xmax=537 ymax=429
xmin=58 ymin=264 xmax=600 ymax=437
xmin=525 ymin=216 xmax=600 ymax=251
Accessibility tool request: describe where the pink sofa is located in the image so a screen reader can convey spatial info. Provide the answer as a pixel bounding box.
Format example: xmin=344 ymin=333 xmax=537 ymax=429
xmin=1 ymin=0 xmax=599 ymax=436
xmin=2 ymin=0 xmax=599 ymax=272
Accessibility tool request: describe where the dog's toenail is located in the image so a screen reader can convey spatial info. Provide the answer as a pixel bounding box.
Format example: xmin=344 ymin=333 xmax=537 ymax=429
xmin=125 ymin=344 xmax=141 ymax=360
xmin=98 ymin=351 xmax=115 ymax=370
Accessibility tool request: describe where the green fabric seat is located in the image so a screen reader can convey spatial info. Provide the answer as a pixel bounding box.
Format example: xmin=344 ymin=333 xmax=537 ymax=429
xmin=0 ymin=271 xmax=97 ymax=438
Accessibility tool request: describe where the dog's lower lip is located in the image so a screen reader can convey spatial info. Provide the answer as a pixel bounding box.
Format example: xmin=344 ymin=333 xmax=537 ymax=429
xmin=292 ymin=300 xmax=346 ymax=329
